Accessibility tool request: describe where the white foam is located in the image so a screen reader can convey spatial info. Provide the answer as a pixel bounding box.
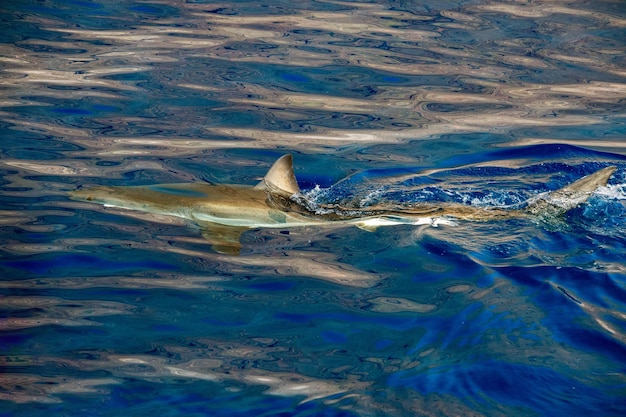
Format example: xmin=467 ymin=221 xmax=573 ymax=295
xmin=594 ymin=184 xmax=626 ymax=200
xmin=358 ymin=188 xmax=384 ymax=206
xmin=411 ymin=217 xmax=458 ymax=227
xmin=302 ymin=184 xmax=325 ymax=200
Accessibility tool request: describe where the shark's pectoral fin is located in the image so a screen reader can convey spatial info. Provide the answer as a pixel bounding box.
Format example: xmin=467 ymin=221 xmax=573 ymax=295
xmin=199 ymin=223 xmax=247 ymax=255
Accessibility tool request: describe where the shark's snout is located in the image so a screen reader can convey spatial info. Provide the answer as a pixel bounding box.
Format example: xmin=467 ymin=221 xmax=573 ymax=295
xmin=70 ymin=186 xmax=117 ymax=203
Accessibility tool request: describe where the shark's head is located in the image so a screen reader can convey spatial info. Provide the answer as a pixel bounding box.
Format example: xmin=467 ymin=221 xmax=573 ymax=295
xmin=70 ymin=185 xmax=166 ymax=213
xmin=70 ymin=185 xmax=124 ymax=206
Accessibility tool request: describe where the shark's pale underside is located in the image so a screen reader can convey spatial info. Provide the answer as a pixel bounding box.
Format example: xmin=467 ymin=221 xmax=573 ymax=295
xmin=71 ymin=155 xmax=616 ymax=254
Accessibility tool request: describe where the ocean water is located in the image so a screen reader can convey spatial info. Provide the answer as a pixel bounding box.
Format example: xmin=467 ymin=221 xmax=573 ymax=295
xmin=1 ymin=0 xmax=625 ymax=416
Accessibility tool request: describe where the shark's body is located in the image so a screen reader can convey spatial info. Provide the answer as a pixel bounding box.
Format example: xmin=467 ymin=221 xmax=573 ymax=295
xmin=71 ymin=155 xmax=616 ymax=253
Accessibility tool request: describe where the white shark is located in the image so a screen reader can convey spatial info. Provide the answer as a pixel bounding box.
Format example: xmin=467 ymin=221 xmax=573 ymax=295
xmin=71 ymin=155 xmax=616 ymax=253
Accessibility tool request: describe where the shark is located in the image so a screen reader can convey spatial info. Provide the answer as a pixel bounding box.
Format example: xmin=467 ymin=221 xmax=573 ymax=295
xmin=70 ymin=154 xmax=617 ymax=254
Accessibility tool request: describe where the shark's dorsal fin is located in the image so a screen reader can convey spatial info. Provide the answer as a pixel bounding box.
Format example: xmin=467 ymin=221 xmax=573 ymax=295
xmin=256 ymin=154 xmax=300 ymax=195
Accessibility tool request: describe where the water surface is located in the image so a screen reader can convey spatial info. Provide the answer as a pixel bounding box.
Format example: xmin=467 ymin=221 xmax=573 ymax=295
xmin=1 ymin=0 xmax=625 ymax=416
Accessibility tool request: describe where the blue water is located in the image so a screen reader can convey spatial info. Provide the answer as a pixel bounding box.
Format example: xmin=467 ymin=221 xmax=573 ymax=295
xmin=1 ymin=0 xmax=625 ymax=416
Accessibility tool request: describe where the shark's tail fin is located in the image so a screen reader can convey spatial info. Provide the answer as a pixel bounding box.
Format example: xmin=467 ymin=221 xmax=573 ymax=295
xmin=525 ymin=166 xmax=616 ymax=217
